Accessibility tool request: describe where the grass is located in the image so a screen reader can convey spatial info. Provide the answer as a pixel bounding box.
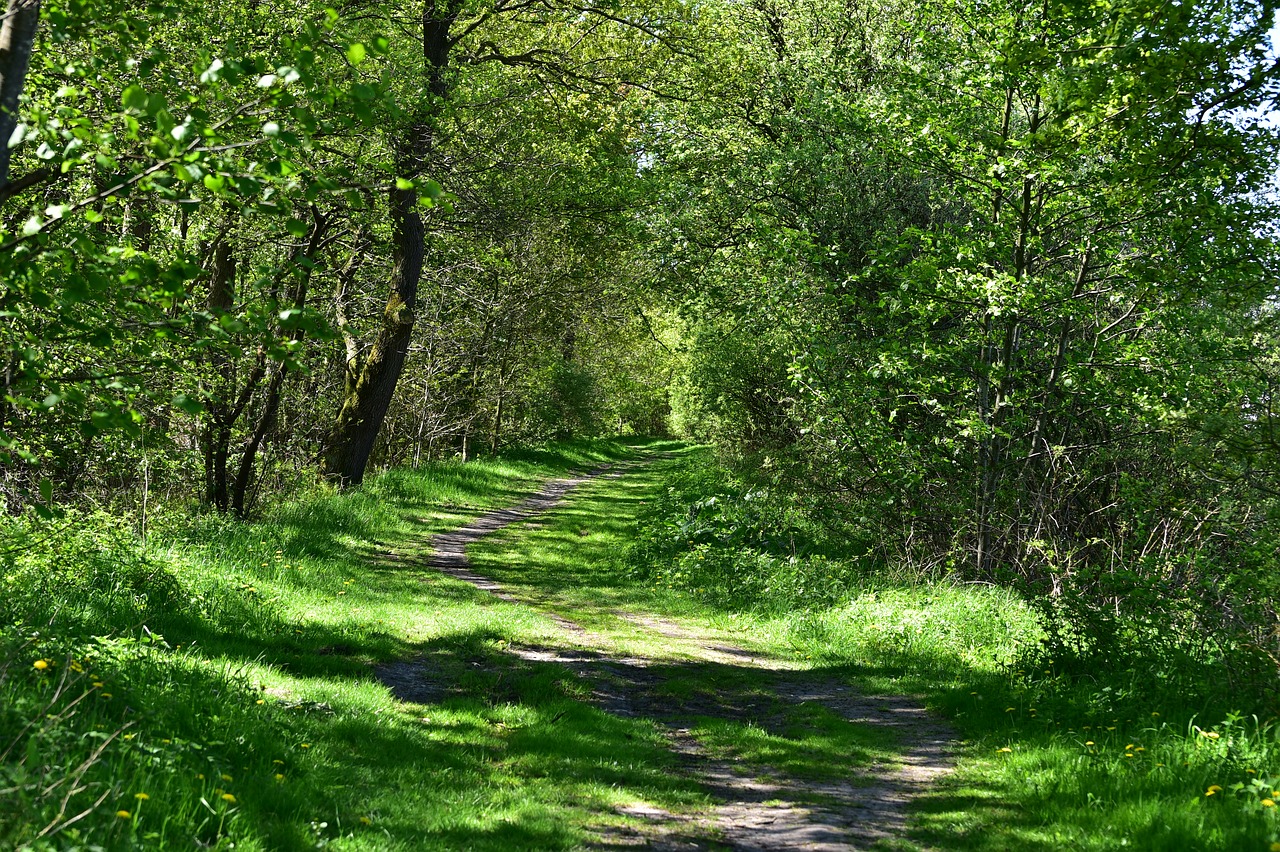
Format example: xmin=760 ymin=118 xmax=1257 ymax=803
xmin=473 ymin=446 xmax=1280 ymax=851
xmin=4 ymin=437 xmax=1279 ymax=850
xmin=1 ymin=439 xmax=705 ymax=850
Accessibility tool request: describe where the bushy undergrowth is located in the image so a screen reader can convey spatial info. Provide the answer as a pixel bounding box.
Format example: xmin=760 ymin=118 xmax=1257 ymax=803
xmin=626 ymin=456 xmax=868 ymax=611
xmin=630 ymin=450 xmax=1280 ymax=850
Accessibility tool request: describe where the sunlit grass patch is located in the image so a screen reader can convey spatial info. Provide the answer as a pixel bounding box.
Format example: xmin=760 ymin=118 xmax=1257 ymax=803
xmin=0 ymin=440 xmax=675 ymax=850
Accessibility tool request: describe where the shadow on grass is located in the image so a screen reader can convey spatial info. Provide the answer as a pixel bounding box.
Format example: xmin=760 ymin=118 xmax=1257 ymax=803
xmin=294 ymin=629 xmax=712 ymax=851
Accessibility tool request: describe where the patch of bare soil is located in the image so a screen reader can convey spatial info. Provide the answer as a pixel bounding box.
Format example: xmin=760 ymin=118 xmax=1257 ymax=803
xmin=375 ymin=461 xmax=955 ymax=850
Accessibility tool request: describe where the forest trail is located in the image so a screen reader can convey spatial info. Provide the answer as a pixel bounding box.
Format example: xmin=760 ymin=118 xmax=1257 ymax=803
xmin=378 ymin=461 xmax=955 ymax=850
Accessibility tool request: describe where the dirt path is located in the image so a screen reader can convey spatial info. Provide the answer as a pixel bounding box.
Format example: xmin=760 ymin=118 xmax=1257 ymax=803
xmin=377 ymin=462 xmax=954 ymax=850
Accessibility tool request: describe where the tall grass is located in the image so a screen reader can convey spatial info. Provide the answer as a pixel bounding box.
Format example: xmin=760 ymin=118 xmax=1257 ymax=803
xmin=1 ymin=439 xmax=677 ymax=851
xmin=621 ymin=449 xmax=1280 ymax=851
xmin=7 ymin=439 xmax=1277 ymax=850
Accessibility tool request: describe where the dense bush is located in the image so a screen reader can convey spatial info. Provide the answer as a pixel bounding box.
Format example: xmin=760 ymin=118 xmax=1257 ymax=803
xmin=627 ymin=456 xmax=870 ymax=612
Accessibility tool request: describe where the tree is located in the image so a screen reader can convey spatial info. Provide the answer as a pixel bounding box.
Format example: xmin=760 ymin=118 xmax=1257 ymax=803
xmin=650 ymin=0 xmax=1280 ymax=657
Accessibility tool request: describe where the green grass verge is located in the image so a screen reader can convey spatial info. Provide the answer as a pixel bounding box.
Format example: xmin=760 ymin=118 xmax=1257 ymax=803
xmin=474 ymin=446 xmax=1280 ymax=852
xmin=5 ymin=439 xmax=1278 ymax=851
xmin=1 ymin=439 xmax=704 ymax=851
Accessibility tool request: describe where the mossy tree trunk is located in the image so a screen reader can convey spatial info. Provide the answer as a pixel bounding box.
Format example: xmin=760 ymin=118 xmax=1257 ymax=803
xmin=324 ymin=0 xmax=460 ymax=487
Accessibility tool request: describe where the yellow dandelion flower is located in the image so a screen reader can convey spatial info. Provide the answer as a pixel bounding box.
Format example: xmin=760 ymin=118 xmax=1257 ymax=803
xmin=1085 ymin=741 xmax=1095 ymax=746
xmin=300 ymin=743 xmax=310 ymax=749
xmin=197 ymin=774 xmax=204 ymax=780
xmin=221 ymin=793 xmax=236 ymax=803
xmin=161 ymin=739 xmax=171 ymax=744
xmin=134 ymin=793 xmax=149 ymax=800
xmin=1262 ymin=799 xmax=1276 ymax=808
xmin=1125 ymin=744 xmax=1134 ymax=750
xmin=116 ymin=810 xmax=131 ymax=819
xmin=101 ymin=693 xmax=112 ymax=698
xmin=273 ymin=759 xmax=284 ymax=765
xmin=33 ymin=659 xmax=50 ymax=670
xmin=1135 ymin=747 xmax=1145 ymax=753
xmin=92 ymin=681 xmax=104 ymax=688
xmin=1271 ymin=844 xmax=1280 ymax=852
xmin=1106 ymin=726 xmax=1116 ymax=731
xmin=998 ymin=747 xmax=1012 ymax=753
xmin=1206 ymin=785 xmax=1222 ymax=796
xmin=359 ymin=816 xmax=372 ymax=825
xmin=256 ymin=699 xmax=265 ymax=705
xmin=1151 ymin=712 xmax=1160 ymax=717
xmin=1005 ymin=707 xmax=1015 ymax=712
xmin=275 ymin=773 xmax=285 ymax=781
xmin=221 ymin=774 xmax=233 ymax=782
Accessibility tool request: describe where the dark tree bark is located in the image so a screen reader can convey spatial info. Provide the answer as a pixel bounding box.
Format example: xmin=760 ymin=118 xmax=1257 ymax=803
xmin=231 ymin=212 xmax=333 ymax=515
xmin=0 ymin=0 xmax=40 ymax=191
xmin=202 ymin=241 xmax=237 ymax=510
xmin=199 ymin=242 xmax=270 ymax=512
xmin=324 ymin=0 xmax=461 ymax=487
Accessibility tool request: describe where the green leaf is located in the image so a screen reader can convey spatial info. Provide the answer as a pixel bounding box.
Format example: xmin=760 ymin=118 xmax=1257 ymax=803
xmin=346 ymin=43 xmax=366 ymax=65
xmin=172 ymin=393 xmax=205 ymax=415
xmin=199 ymin=58 xmax=225 ymax=85
xmin=121 ymin=84 xmax=149 ymax=112
xmin=285 ymin=219 xmax=308 ymax=237
xmin=395 ymin=177 xmax=414 ymax=191
xmin=39 ymin=478 xmax=52 ymax=504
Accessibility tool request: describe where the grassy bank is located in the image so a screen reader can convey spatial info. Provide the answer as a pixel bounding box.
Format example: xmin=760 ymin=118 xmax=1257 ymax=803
xmin=1 ymin=439 xmax=706 ymax=851
xmin=5 ymin=440 xmax=1278 ymax=850
xmin=606 ymin=449 xmax=1280 ymax=852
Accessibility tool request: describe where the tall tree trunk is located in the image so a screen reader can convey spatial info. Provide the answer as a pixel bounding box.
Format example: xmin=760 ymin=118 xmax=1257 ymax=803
xmin=324 ymin=0 xmax=461 ymax=487
xmin=325 ymin=184 xmax=424 ymax=486
xmin=0 ymin=0 xmax=39 ymax=191
xmin=232 ymin=213 xmax=332 ymax=514
xmin=202 ymin=241 xmax=239 ymax=511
